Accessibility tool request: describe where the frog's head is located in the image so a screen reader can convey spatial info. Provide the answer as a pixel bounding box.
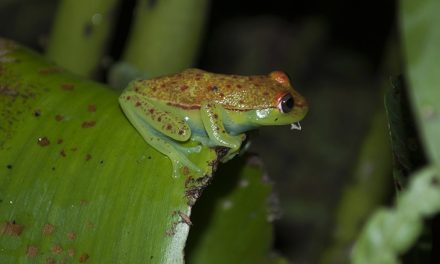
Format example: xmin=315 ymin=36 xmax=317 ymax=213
xmin=244 ymin=71 xmax=308 ymax=129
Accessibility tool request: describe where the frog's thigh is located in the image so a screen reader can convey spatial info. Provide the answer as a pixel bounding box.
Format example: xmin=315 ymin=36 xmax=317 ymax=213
xmin=133 ymin=120 xmax=201 ymax=176
xmin=121 ymin=91 xmax=191 ymax=141
xmin=200 ymin=103 xmax=244 ymax=152
xmin=119 ymin=94 xmax=200 ymax=176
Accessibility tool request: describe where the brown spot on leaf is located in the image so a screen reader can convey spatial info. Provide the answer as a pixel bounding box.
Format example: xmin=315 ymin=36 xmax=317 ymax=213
xmin=79 ymin=253 xmax=89 ymax=262
xmin=38 ymin=67 xmax=63 ymax=75
xmin=26 ymin=245 xmax=38 ymax=257
xmin=42 ymin=224 xmax=55 ymax=235
xmin=68 ymin=248 xmax=75 ymax=257
xmin=86 ymin=221 xmax=95 ymax=229
xmin=1 ymin=220 xmax=24 ymax=236
xmin=135 ymin=102 xmax=141 ymax=107
xmin=178 ymin=211 xmax=192 ymax=226
xmin=55 ymin=114 xmax=64 ymax=121
xmin=46 ymin=257 xmax=56 ymax=264
xmin=60 ymin=149 xmax=66 ymax=157
xmin=87 ymin=104 xmax=96 ymax=112
xmin=166 ymin=124 xmax=172 ymax=130
xmin=51 ymin=244 xmax=63 ymax=254
xmin=67 ymin=231 xmax=76 ymax=240
xmin=0 ymin=85 xmax=18 ymax=97
xmin=57 ymin=139 xmax=63 ymax=144
xmin=34 ymin=109 xmax=41 ymax=117
xmin=85 ymin=154 xmax=92 ymax=161
xmin=83 ymin=22 xmax=93 ymax=37
xmin=37 ymin=137 xmax=50 ymax=147
xmin=61 ymin=83 xmax=75 ymax=91
xmin=81 ymin=120 xmax=96 ymax=128
xmin=6 ymin=164 xmax=12 ymax=169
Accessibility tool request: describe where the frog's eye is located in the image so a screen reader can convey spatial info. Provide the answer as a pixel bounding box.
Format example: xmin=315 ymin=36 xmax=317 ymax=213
xmin=277 ymin=93 xmax=294 ymax=113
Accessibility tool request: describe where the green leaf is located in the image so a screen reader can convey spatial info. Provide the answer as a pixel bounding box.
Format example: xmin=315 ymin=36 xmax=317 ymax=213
xmin=187 ymin=156 xmax=286 ymax=264
xmin=351 ymin=166 xmax=440 ymax=264
xmin=401 ymin=0 xmax=440 ymax=163
xmin=0 ymin=38 xmax=217 ymax=263
xmin=46 ymin=0 xmax=120 ymax=77
xmin=384 ymin=77 xmax=425 ymax=191
xmin=1 ymin=39 xmax=284 ymax=264
xmin=120 ymin=0 xmax=209 ymax=78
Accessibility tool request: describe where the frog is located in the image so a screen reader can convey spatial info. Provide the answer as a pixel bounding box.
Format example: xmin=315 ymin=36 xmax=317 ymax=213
xmin=119 ymin=68 xmax=308 ymax=177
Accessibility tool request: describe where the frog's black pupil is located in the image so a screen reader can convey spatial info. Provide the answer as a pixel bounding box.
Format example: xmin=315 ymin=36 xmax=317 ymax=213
xmin=281 ymin=95 xmax=294 ymax=113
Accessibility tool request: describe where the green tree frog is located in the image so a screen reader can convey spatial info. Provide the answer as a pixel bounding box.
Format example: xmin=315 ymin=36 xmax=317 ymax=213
xmin=119 ymin=69 xmax=308 ymax=177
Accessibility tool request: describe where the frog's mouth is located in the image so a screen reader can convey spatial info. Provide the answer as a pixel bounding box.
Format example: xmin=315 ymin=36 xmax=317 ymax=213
xmin=290 ymin=122 xmax=302 ymax=130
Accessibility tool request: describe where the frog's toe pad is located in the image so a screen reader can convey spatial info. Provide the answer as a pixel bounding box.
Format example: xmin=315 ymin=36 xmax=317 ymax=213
xmin=170 ymin=158 xmax=202 ymax=178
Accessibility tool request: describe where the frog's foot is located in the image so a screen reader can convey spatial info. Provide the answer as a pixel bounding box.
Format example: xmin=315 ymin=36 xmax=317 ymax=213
xmin=169 ymin=154 xmax=203 ymax=178
xmin=174 ymin=144 xmax=202 ymax=154
xmin=219 ymin=133 xmax=246 ymax=162
xmin=221 ymin=147 xmax=243 ymax=162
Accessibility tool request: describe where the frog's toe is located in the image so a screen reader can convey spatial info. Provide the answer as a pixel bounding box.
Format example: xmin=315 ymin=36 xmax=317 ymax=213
xmin=169 ymin=157 xmax=202 ymax=178
xmin=175 ymin=144 xmax=202 ymax=154
xmin=220 ymin=149 xmax=240 ymax=162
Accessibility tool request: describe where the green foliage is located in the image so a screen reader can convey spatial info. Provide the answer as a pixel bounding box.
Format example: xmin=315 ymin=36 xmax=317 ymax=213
xmin=120 ymin=0 xmax=209 ymax=79
xmin=350 ymin=0 xmax=440 ymax=262
xmin=401 ymin=0 xmax=440 ymax=163
xmin=46 ymin=0 xmax=120 ymax=77
xmin=187 ymin=157 xmax=285 ymax=264
xmin=351 ymin=167 xmax=440 ymax=264
xmin=0 ymin=39 xmax=282 ymax=263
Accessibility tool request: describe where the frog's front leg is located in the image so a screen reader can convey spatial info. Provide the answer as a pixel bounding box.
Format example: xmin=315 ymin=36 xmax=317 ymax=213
xmin=119 ymin=92 xmax=202 ymax=176
xmin=200 ymin=102 xmax=245 ymax=161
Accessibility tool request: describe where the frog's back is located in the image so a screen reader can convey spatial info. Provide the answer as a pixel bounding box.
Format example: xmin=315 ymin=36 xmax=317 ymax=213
xmin=132 ymin=69 xmax=294 ymax=110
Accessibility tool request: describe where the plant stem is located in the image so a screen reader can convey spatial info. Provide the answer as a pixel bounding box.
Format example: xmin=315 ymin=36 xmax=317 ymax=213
xmin=121 ymin=0 xmax=209 ymax=78
xmin=46 ymin=0 xmax=120 ymax=77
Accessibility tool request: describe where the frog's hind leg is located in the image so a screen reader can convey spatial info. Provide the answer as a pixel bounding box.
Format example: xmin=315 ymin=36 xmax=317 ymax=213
xmin=130 ymin=117 xmax=201 ymax=177
xmin=119 ymin=94 xmax=202 ymax=177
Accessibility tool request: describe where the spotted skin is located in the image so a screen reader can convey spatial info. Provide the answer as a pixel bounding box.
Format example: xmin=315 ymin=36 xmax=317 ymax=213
xmin=119 ymin=68 xmax=308 ymax=177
